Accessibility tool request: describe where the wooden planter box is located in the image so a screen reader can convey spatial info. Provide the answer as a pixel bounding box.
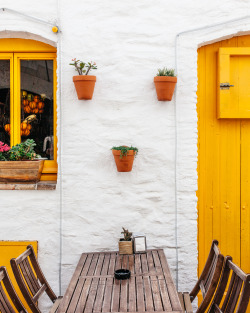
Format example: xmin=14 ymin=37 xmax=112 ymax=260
xmin=0 ymin=160 xmax=44 ymax=183
xmin=119 ymin=239 xmax=133 ymax=255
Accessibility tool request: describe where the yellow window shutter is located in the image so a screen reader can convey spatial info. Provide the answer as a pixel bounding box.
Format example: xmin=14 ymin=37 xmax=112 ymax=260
xmin=218 ymin=47 xmax=250 ymax=118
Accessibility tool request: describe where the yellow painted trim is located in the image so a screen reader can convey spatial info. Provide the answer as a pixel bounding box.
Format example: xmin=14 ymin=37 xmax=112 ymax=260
xmin=0 ymin=54 xmax=13 ymax=146
xmin=0 ymin=38 xmax=56 ymax=52
xmin=14 ymin=53 xmax=58 ymax=177
xmin=218 ymin=47 xmax=250 ymax=118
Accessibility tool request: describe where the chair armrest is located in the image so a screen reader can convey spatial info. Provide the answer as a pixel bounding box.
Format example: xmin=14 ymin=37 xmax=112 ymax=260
xmin=178 ymin=292 xmax=193 ymax=313
xmin=49 ymin=296 xmax=63 ymax=313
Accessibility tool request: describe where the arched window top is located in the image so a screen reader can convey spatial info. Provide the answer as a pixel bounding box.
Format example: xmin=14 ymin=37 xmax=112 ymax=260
xmin=0 ymin=38 xmax=56 ymax=53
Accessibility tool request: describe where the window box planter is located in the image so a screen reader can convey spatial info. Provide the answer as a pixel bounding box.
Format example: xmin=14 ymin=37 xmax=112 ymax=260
xmin=0 ymin=160 xmax=44 ymax=183
xmin=73 ymin=75 xmax=96 ymax=100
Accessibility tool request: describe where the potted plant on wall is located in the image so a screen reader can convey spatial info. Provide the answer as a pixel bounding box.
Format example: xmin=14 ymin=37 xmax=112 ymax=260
xmin=119 ymin=227 xmax=133 ymax=255
xmin=70 ymin=58 xmax=97 ymax=100
xmin=0 ymin=139 xmax=44 ymax=183
xmin=154 ymin=68 xmax=177 ymax=101
xmin=112 ymin=146 xmax=138 ymax=172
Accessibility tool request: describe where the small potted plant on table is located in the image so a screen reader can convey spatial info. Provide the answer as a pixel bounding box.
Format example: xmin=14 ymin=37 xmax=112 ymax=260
xmin=0 ymin=139 xmax=44 ymax=183
xmin=112 ymin=146 xmax=138 ymax=172
xmin=119 ymin=227 xmax=133 ymax=255
xmin=70 ymin=58 xmax=97 ymax=100
xmin=154 ymin=68 xmax=177 ymax=101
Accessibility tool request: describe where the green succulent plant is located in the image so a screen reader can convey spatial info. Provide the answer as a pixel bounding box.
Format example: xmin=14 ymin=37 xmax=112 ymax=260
xmin=121 ymin=227 xmax=132 ymax=241
xmin=111 ymin=146 xmax=138 ymax=159
xmin=156 ymin=68 xmax=175 ymax=77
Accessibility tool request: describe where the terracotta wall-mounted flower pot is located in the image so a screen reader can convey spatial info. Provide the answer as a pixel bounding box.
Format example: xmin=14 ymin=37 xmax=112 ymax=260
xmin=154 ymin=76 xmax=177 ymax=101
xmin=119 ymin=239 xmax=133 ymax=255
xmin=73 ymin=75 xmax=96 ymax=100
xmin=112 ymin=150 xmax=136 ymax=172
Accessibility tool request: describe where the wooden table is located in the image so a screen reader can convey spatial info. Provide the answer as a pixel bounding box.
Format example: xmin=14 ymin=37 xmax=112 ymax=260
xmin=58 ymin=249 xmax=183 ymax=313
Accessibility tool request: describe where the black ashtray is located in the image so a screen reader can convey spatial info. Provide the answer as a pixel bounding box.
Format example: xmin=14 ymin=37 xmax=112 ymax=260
xmin=114 ymin=269 xmax=131 ymax=280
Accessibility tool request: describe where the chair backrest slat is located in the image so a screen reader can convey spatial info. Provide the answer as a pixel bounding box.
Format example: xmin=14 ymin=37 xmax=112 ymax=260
xmin=16 ymin=249 xmax=32 ymax=265
xmin=225 ymin=275 xmax=240 ymax=313
xmin=11 ymin=245 xmax=57 ymax=313
xmin=22 ymin=258 xmax=41 ymax=295
xmin=190 ymin=240 xmax=224 ymax=313
xmin=209 ymin=257 xmax=250 ymax=313
xmin=204 ymin=253 xmax=217 ymax=291
xmin=0 ymin=267 xmax=27 ymax=313
xmin=19 ymin=261 xmax=37 ymax=296
xmin=229 ymin=278 xmax=243 ymax=313
xmin=24 ymin=258 xmax=41 ymax=292
xmin=222 ymin=271 xmax=236 ymax=313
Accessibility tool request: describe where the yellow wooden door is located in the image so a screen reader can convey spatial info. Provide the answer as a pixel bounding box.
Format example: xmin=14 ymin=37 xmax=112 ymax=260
xmin=197 ymin=35 xmax=250 ymax=305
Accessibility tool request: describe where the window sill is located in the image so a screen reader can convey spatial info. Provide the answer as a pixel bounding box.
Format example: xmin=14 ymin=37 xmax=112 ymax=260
xmin=0 ymin=181 xmax=56 ymax=190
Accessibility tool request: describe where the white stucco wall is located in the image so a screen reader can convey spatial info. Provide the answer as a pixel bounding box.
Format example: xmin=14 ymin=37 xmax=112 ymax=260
xmin=1 ymin=0 xmax=250 ymax=311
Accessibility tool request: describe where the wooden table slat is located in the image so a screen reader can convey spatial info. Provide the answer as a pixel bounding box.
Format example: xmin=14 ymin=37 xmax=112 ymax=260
xmin=151 ymin=275 xmax=163 ymax=311
xmin=158 ymin=278 xmax=172 ymax=311
xmin=75 ymin=277 xmax=92 ymax=313
xmin=84 ymin=278 xmax=99 ymax=313
xmin=141 ymin=253 xmax=148 ymax=274
xmin=102 ymin=278 xmax=113 ymax=312
xmin=92 ymin=278 xmax=106 ymax=312
xmin=128 ymin=276 xmax=136 ymax=312
xmin=108 ymin=253 xmax=116 ymax=275
xmin=128 ymin=255 xmax=135 ymax=274
xmin=111 ymin=279 xmax=120 ymax=312
xmin=101 ymin=253 xmax=110 ymax=275
xmin=95 ymin=253 xmax=105 ymax=276
xmin=135 ymin=255 xmax=145 ymax=312
xmin=147 ymin=251 xmax=156 ymax=274
xmin=120 ymin=278 xmax=128 ymax=312
xmin=87 ymin=254 xmax=99 ymax=276
xmin=143 ymin=276 xmax=154 ymax=311
xmin=158 ymin=250 xmax=182 ymax=311
xmin=58 ymin=254 xmax=88 ymax=313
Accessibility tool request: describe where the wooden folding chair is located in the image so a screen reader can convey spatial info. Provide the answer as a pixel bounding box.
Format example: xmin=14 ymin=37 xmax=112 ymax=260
xmin=0 ymin=266 xmax=27 ymax=313
xmin=208 ymin=256 xmax=250 ymax=313
xmin=178 ymin=240 xmax=224 ymax=313
xmin=11 ymin=245 xmax=62 ymax=313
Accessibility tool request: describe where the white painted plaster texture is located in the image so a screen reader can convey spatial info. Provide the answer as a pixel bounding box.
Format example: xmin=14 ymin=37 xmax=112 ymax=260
xmin=1 ymin=0 xmax=250 ymax=311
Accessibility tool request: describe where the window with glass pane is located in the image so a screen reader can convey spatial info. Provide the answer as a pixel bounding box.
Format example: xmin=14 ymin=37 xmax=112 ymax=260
xmin=0 ymin=60 xmax=10 ymax=146
xmin=20 ymin=60 xmax=54 ymax=160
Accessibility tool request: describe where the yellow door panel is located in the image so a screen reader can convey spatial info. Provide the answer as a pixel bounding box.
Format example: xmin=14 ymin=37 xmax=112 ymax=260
xmin=197 ymin=36 xmax=250 ymax=309
xmin=218 ymin=48 xmax=250 ymax=118
xmin=241 ymin=121 xmax=250 ymax=274
xmin=0 ymin=241 xmax=38 ymax=313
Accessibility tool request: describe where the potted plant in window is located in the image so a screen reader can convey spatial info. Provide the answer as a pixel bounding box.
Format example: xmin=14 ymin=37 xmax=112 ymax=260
xmin=119 ymin=227 xmax=133 ymax=255
xmin=70 ymin=58 xmax=97 ymax=100
xmin=0 ymin=139 xmax=44 ymax=183
xmin=112 ymin=146 xmax=138 ymax=172
xmin=154 ymin=68 xmax=177 ymax=101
